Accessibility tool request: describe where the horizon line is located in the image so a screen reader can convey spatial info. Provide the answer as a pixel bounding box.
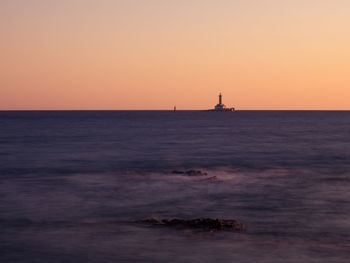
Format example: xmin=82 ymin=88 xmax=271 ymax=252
xmin=1 ymin=109 xmax=349 ymax=112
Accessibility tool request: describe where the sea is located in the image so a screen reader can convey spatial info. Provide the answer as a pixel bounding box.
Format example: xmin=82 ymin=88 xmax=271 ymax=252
xmin=1 ymin=111 xmax=349 ymax=263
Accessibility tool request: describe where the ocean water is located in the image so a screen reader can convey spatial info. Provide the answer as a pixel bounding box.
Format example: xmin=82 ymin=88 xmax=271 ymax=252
xmin=1 ymin=111 xmax=349 ymax=263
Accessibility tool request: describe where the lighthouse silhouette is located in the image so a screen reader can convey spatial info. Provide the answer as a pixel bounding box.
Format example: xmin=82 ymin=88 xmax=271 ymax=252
xmin=211 ymin=93 xmax=235 ymax=111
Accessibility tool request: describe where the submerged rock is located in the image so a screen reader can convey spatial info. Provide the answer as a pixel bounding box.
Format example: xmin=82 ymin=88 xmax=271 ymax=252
xmin=139 ymin=218 xmax=245 ymax=231
xmin=171 ymin=170 xmax=208 ymax=176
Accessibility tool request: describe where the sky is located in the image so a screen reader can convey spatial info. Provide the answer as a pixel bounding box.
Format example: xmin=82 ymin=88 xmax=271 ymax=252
xmin=1 ymin=0 xmax=350 ymax=110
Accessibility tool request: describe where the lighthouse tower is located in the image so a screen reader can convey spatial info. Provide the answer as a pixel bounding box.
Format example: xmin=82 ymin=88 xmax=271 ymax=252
xmin=214 ymin=93 xmax=225 ymax=110
xmin=211 ymin=92 xmax=234 ymax=111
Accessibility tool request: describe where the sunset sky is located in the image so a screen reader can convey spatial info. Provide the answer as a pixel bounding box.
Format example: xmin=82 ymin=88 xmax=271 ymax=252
xmin=1 ymin=0 xmax=350 ymax=110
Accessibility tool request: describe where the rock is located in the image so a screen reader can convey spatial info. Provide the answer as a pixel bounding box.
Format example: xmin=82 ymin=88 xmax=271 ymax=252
xmin=171 ymin=170 xmax=185 ymax=174
xmin=171 ymin=170 xmax=208 ymax=176
xmin=139 ymin=218 xmax=245 ymax=231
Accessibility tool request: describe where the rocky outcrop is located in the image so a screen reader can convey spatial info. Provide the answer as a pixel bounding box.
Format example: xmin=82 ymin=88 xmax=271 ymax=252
xmin=171 ymin=170 xmax=208 ymax=176
xmin=139 ymin=218 xmax=245 ymax=231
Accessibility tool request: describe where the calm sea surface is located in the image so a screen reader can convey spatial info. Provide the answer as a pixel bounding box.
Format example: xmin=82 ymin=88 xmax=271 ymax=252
xmin=1 ymin=111 xmax=350 ymax=263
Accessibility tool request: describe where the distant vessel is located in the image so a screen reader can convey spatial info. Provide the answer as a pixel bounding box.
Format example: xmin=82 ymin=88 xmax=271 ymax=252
xmin=209 ymin=93 xmax=235 ymax=111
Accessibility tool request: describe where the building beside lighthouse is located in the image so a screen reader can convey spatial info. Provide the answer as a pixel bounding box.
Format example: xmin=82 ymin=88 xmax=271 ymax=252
xmin=210 ymin=93 xmax=235 ymax=111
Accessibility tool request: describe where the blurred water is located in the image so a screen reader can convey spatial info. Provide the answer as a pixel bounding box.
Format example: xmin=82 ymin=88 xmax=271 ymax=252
xmin=0 ymin=111 xmax=350 ymax=262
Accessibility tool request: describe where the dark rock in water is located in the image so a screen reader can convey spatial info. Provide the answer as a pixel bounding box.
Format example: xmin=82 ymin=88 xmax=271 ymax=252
xmin=139 ymin=218 xmax=245 ymax=231
xmin=171 ymin=170 xmax=208 ymax=176
xmin=171 ymin=170 xmax=185 ymax=174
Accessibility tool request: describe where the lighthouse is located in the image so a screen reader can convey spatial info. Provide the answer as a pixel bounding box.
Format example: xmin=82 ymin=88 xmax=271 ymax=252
xmin=211 ymin=93 xmax=235 ymax=111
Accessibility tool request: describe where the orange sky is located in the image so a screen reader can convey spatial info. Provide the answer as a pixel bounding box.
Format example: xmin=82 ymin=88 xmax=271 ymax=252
xmin=1 ymin=0 xmax=350 ymax=110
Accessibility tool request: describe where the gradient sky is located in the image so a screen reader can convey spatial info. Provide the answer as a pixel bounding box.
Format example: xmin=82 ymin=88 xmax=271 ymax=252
xmin=1 ymin=0 xmax=350 ymax=110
